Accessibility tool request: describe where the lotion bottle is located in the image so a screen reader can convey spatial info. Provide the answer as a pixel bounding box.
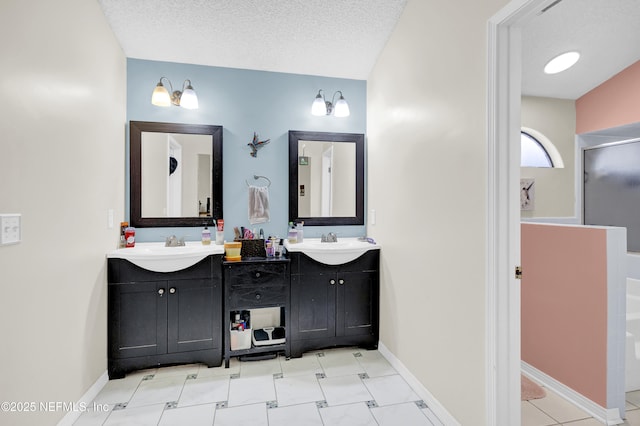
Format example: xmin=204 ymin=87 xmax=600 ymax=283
xmin=287 ymin=222 xmax=297 ymax=244
xmin=202 ymin=223 xmax=211 ymax=245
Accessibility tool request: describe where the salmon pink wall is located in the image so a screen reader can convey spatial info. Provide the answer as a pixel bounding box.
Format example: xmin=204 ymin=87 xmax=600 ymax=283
xmin=521 ymin=223 xmax=608 ymax=406
xmin=576 ymin=60 xmax=640 ymax=134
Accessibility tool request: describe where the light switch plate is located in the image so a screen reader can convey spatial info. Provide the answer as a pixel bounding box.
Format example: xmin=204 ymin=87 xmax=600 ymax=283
xmin=0 ymin=214 xmax=21 ymax=245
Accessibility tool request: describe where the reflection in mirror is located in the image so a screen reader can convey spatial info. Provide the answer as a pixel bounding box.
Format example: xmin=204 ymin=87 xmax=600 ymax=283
xmin=141 ymin=133 xmax=212 ymax=217
xmin=130 ymin=121 xmax=223 ymax=227
xmin=297 ymin=141 xmax=356 ymax=217
xmin=289 ymin=130 xmax=364 ymax=226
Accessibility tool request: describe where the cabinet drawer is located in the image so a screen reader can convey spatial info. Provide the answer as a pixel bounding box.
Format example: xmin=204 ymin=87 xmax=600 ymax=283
xmin=229 ymin=284 xmax=286 ymax=308
xmin=226 ymin=263 xmax=287 ymax=287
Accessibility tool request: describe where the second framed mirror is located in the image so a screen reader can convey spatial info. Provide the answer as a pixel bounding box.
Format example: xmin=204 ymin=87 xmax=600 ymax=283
xmin=288 ymin=130 xmax=364 ymax=226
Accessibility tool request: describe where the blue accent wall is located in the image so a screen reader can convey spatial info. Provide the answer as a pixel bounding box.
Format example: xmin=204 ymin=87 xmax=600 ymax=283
xmin=126 ymin=59 xmax=367 ymax=242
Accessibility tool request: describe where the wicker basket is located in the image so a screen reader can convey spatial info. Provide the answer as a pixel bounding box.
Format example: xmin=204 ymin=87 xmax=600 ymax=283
xmin=234 ymin=238 xmax=266 ymax=258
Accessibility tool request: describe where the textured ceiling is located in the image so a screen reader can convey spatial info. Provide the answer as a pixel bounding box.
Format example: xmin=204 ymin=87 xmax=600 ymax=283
xmin=97 ymin=0 xmax=408 ymax=80
xmin=97 ymin=0 xmax=639 ymax=99
xmin=521 ymin=0 xmax=640 ymax=100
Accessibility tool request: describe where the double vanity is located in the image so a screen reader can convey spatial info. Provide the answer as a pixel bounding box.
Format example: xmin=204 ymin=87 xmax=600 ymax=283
xmin=106 ymin=239 xmax=380 ymax=379
xmin=108 ymin=121 xmax=377 ymax=378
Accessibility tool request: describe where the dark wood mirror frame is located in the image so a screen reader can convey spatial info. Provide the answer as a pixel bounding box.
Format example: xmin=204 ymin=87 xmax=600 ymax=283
xmin=130 ymin=121 xmax=223 ymax=227
xmin=288 ymin=130 xmax=364 ymax=226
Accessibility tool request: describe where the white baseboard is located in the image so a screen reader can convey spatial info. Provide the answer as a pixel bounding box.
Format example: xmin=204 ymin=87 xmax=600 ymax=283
xmin=57 ymin=370 xmax=109 ymax=426
xmin=378 ymin=341 xmax=459 ymax=426
xmin=521 ymin=362 xmax=624 ymax=425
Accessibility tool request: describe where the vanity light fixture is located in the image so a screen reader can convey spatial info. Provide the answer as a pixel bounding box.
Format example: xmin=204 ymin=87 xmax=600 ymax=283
xmin=311 ymin=89 xmax=350 ymax=117
xmin=151 ymin=77 xmax=199 ymax=109
xmin=544 ymin=51 xmax=580 ymax=75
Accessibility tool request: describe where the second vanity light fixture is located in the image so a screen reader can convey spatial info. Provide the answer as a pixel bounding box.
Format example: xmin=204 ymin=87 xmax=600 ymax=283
xmin=311 ymin=89 xmax=350 ymax=117
xmin=151 ymin=77 xmax=199 ymax=109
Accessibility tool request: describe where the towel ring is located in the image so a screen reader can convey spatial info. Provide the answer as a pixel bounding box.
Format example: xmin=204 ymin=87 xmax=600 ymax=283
xmin=246 ymin=174 xmax=271 ymax=187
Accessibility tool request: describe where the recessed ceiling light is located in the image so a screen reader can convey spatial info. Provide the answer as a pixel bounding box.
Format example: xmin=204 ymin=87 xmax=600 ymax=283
xmin=544 ymin=51 xmax=580 ymax=74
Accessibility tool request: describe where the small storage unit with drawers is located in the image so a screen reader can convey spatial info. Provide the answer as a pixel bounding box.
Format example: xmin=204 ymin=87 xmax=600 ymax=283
xmin=222 ymin=258 xmax=290 ymax=367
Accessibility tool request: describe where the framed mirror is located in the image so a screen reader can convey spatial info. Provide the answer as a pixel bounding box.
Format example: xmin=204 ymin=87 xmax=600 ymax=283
xmin=130 ymin=121 xmax=223 ymax=227
xmin=289 ymin=130 xmax=364 ymax=226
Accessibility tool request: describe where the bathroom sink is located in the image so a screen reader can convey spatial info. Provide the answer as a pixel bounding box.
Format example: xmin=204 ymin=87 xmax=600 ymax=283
xmin=285 ymin=238 xmax=380 ymax=265
xmin=107 ymin=242 xmax=225 ymax=272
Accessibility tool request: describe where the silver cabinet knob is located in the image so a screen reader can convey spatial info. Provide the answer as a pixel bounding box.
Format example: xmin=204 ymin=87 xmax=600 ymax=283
xmin=330 ymin=279 xmax=336 ymax=285
xmin=339 ymin=279 xmax=345 ymax=285
xmin=169 ymin=287 xmax=176 ymax=294
xmin=158 ymin=288 xmax=165 ymax=296
xmin=255 ymin=293 xmax=261 ymax=300
xmin=255 ymin=272 xmax=261 ymax=278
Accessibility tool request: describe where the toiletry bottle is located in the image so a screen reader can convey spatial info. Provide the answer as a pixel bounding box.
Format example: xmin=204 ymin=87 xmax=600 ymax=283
xmin=124 ymin=227 xmax=135 ymax=248
xmin=287 ymin=222 xmax=298 ymax=244
xmin=119 ymin=222 xmax=128 ymax=248
xmin=202 ymin=223 xmax=211 ymax=245
xmin=296 ymin=221 xmax=304 ymax=243
xmin=215 ymin=219 xmax=224 ymax=245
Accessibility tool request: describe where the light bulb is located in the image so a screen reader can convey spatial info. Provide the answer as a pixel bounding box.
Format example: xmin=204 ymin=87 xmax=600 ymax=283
xmin=179 ymin=86 xmax=199 ymax=109
xmin=151 ymin=82 xmax=171 ymax=107
xmin=333 ymin=95 xmax=350 ymax=117
xmin=311 ymin=92 xmax=327 ymax=116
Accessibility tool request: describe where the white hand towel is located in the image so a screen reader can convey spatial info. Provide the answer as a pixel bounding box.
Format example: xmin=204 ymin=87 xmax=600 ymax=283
xmin=248 ymin=185 xmax=270 ymax=224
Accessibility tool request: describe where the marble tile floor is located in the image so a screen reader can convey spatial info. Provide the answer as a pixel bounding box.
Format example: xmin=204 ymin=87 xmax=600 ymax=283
xmin=74 ymin=347 xmax=444 ymax=426
xmin=522 ymin=384 xmax=640 ymax=426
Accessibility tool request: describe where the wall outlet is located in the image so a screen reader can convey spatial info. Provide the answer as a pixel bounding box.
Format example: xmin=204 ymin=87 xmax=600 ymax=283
xmin=0 ymin=214 xmax=21 ymax=245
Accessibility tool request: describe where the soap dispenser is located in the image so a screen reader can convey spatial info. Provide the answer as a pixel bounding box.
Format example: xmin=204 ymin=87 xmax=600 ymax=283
xmin=287 ymin=221 xmax=298 ymax=244
xmin=201 ymin=222 xmax=211 ymax=245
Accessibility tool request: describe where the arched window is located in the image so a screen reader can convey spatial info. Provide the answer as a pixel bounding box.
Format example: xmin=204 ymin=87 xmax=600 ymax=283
xmin=520 ymin=127 xmax=564 ymax=168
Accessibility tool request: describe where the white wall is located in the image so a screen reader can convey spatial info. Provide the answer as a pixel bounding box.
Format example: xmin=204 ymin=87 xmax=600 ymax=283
xmin=331 ymin=143 xmax=356 ymax=217
xmin=177 ymin=134 xmax=211 ymax=217
xmin=142 ymin=132 xmax=168 ymax=216
xmin=521 ymin=96 xmax=576 ymax=219
xmin=367 ymin=0 xmax=508 ymax=423
xmin=0 ymin=1 xmax=126 ymax=424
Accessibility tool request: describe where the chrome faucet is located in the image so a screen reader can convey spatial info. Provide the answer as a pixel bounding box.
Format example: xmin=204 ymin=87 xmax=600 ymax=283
xmin=321 ymin=232 xmax=338 ymax=243
xmin=165 ymin=235 xmax=186 ymax=247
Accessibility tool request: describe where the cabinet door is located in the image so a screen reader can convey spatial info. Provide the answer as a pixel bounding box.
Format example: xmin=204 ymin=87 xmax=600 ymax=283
xmin=109 ymin=281 xmax=167 ymax=359
xmin=167 ymin=279 xmax=219 ymax=354
xmin=291 ymin=273 xmax=336 ymax=340
xmin=337 ymin=270 xmax=378 ymax=337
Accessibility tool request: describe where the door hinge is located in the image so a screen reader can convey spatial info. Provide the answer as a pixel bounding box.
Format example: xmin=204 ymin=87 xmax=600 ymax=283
xmin=515 ymin=266 xmax=522 ymax=280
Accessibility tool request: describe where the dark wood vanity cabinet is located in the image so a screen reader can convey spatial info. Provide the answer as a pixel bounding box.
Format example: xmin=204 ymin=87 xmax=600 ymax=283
xmin=288 ymin=250 xmax=380 ymax=358
xmin=107 ymin=255 xmax=223 ymax=379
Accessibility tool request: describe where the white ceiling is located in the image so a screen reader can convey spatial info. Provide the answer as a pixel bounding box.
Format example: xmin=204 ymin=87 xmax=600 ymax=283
xmin=97 ymin=0 xmax=640 ymax=99
xmin=521 ymin=0 xmax=640 ymax=100
xmin=97 ymin=0 xmax=408 ymax=80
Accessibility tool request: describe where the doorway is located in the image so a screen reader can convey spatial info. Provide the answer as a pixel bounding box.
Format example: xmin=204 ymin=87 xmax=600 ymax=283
xmin=487 ymin=0 xmax=557 ymax=424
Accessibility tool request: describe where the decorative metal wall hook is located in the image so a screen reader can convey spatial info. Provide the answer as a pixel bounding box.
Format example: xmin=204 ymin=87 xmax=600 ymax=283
xmin=248 ymin=132 xmax=270 ymax=157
